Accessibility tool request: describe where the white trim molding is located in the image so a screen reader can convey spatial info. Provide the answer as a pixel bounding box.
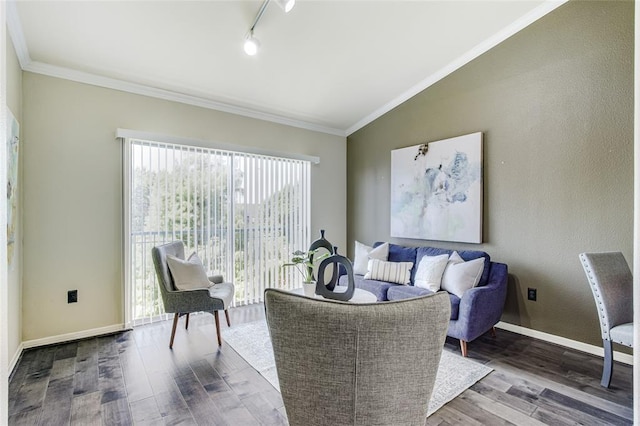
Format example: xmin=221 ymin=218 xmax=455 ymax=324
xmin=496 ymin=322 xmax=634 ymax=365
xmin=24 ymin=61 xmax=346 ymax=137
xmin=5 ymin=0 xmax=30 ymax=69
xmin=21 ymin=324 xmax=129 ymax=350
xmin=116 ymin=128 xmax=321 ymax=165
xmin=5 ymin=0 xmax=345 ymax=138
xmin=6 ymin=0 xmax=568 ymax=138
xmin=345 ymin=0 xmax=569 ymax=135
xmin=8 ymin=342 xmax=24 ymax=377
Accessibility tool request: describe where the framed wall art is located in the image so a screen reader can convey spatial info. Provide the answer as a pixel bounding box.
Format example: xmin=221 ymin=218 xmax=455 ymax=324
xmin=7 ymin=108 xmax=19 ymax=267
xmin=390 ymin=132 xmax=483 ymax=244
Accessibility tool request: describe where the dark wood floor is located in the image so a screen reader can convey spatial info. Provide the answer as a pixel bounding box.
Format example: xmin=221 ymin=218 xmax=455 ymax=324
xmin=8 ymin=304 xmax=633 ymax=425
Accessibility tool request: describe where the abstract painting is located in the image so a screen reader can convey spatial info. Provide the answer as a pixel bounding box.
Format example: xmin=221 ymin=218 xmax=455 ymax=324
xmin=391 ymin=132 xmax=483 ymax=243
xmin=7 ymin=108 xmax=19 ymax=267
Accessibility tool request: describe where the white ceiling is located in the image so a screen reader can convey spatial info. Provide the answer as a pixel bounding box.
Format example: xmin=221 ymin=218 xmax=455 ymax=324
xmin=8 ymin=0 xmax=566 ymax=136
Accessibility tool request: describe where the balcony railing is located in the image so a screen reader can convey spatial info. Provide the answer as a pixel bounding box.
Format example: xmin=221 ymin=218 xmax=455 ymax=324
xmin=130 ymin=229 xmax=303 ymax=323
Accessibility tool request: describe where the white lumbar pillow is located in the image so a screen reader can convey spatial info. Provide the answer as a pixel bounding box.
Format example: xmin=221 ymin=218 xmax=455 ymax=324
xmin=440 ymin=251 xmax=485 ymax=298
xmin=414 ymin=254 xmax=449 ymax=291
xmin=353 ymin=241 xmax=389 ymax=275
xmin=166 ymin=252 xmax=211 ymax=290
xmin=364 ymin=258 xmax=413 ymax=285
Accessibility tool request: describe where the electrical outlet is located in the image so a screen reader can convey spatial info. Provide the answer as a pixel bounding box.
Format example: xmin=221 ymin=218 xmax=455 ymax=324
xmin=527 ymin=288 xmax=537 ymax=301
xmin=68 ymin=290 xmax=78 ymax=303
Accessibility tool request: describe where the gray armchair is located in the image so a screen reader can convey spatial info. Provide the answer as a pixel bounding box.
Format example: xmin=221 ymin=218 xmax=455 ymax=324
xmin=579 ymin=252 xmax=633 ymax=387
xmin=264 ymin=289 xmax=450 ymax=426
xmin=152 ymin=241 xmax=234 ymax=348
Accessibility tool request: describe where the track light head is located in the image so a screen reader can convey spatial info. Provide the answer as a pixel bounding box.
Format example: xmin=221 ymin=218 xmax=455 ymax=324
xmin=275 ymin=0 xmax=295 ymax=13
xmin=243 ymin=0 xmax=294 ymax=55
xmin=244 ymin=31 xmax=260 ymax=56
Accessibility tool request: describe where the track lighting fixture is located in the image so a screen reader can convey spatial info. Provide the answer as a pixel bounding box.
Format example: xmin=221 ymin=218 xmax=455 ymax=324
xmin=275 ymin=0 xmax=296 ymax=13
xmin=244 ymin=30 xmax=260 ymax=56
xmin=243 ymin=0 xmax=295 ymax=56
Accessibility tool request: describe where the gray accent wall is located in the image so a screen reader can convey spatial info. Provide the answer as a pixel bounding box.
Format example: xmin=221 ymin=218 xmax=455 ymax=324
xmin=346 ymin=0 xmax=634 ymax=347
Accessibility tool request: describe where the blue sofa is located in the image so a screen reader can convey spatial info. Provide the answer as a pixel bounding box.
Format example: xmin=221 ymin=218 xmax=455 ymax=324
xmin=339 ymin=242 xmax=508 ymax=357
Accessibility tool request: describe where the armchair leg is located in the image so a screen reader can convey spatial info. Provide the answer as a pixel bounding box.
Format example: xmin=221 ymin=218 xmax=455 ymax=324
xmin=169 ymin=313 xmax=179 ymax=349
xmin=224 ymin=309 xmax=231 ymax=327
xmin=491 ymin=327 xmax=497 ymax=338
xmin=460 ymin=340 xmax=468 ymax=357
xmin=214 ymin=311 xmax=222 ymax=347
xmin=185 ymin=313 xmax=190 ymax=330
xmin=601 ymin=339 xmax=613 ymax=388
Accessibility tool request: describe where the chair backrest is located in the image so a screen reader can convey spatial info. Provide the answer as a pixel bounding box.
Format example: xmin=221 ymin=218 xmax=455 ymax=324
xmin=579 ymin=252 xmax=633 ymax=339
xmin=152 ymin=241 xmax=185 ymax=294
xmin=264 ymin=289 xmax=450 ymax=426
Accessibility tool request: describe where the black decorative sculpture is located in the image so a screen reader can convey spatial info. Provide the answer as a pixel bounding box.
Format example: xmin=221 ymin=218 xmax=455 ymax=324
xmin=316 ymin=246 xmax=356 ymax=301
xmin=307 ymin=229 xmax=335 ymax=287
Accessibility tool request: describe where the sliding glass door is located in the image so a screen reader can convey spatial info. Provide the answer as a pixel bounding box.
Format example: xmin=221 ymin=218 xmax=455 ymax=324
xmin=124 ymin=138 xmax=310 ymax=325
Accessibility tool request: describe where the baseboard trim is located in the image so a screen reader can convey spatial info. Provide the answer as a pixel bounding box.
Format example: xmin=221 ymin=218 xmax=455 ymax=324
xmin=22 ymin=324 xmax=129 ymax=350
xmin=496 ymin=321 xmax=633 ymax=365
xmin=8 ymin=342 xmax=25 ymax=378
xmin=14 ymin=321 xmax=633 ymax=370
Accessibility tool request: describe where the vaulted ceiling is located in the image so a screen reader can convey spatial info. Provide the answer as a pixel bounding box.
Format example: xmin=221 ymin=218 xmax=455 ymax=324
xmin=7 ymin=0 xmax=566 ymax=136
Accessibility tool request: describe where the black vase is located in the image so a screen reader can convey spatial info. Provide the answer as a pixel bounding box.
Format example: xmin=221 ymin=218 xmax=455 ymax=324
xmin=315 ymin=246 xmax=355 ymax=302
xmin=307 ymin=229 xmax=336 ymax=289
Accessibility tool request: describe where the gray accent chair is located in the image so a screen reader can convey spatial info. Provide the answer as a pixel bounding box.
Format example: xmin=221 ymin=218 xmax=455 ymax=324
xmin=152 ymin=241 xmax=234 ymax=348
xmin=579 ymin=252 xmax=633 ymax=388
xmin=264 ymin=289 xmax=450 ymax=426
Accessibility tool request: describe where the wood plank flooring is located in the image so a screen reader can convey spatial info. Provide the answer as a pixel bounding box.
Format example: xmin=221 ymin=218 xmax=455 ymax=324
xmin=8 ymin=304 xmax=633 ymax=425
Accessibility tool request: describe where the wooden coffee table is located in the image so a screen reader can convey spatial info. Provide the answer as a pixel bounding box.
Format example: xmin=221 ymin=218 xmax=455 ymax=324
xmin=290 ymin=287 xmax=377 ymax=303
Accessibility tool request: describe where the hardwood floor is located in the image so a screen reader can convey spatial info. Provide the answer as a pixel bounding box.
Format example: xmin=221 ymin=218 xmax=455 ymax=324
xmin=8 ymin=304 xmax=633 ymax=425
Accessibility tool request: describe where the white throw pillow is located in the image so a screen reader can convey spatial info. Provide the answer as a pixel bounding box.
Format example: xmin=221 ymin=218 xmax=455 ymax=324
xmin=448 ymin=251 xmax=464 ymax=265
xmin=166 ymin=252 xmax=211 ymax=290
xmin=440 ymin=252 xmax=485 ymax=298
xmin=353 ymin=241 xmax=389 ymax=275
xmin=414 ymin=254 xmax=449 ymax=291
xmin=364 ymin=258 xmax=413 ymax=285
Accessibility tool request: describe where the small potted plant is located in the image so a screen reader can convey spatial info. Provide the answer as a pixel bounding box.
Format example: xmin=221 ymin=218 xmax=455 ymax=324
xmin=283 ymin=249 xmax=325 ymax=297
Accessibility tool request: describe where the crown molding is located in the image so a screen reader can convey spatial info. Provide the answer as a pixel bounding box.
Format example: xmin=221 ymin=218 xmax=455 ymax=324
xmin=5 ymin=0 xmax=346 ymax=138
xmin=23 ymin=61 xmax=347 ymax=137
xmin=346 ymin=0 xmax=569 ymax=136
xmin=5 ymin=0 xmax=30 ymax=69
xmin=6 ymin=0 xmax=566 ymax=139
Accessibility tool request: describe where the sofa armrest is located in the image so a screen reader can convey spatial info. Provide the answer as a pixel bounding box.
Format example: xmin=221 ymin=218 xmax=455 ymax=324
xmin=454 ymin=262 xmax=508 ymax=342
xmin=161 ymin=287 xmax=222 ymax=313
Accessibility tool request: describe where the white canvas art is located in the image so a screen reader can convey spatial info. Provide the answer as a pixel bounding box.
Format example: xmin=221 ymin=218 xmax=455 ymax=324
xmin=7 ymin=109 xmax=20 ymax=267
xmin=391 ymin=132 xmax=483 ymax=243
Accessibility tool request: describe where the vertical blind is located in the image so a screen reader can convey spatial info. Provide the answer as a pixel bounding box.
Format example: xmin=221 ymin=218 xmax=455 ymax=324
xmin=125 ymin=138 xmax=311 ymax=325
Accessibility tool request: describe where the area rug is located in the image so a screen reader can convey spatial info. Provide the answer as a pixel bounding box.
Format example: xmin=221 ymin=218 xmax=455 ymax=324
xmin=222 ymin=320 xmax=492 ymax=416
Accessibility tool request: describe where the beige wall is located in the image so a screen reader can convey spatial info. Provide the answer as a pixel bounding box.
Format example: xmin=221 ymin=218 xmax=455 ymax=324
xmin=347 ymin=1 xmax=633 ymax=347
xmin=22 ymin=73 xmax=346 ymax=341
xmin=7 ymin=36 xmax=22 ymax=365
